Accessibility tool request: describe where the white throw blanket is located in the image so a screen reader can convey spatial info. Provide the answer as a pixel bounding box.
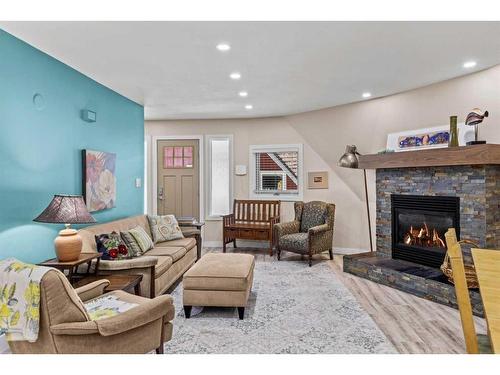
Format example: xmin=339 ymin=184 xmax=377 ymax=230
xmin=0 ymin=258 xmax=52 ymax=342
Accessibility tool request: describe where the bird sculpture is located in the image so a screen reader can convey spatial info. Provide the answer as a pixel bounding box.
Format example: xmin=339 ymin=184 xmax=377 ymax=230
xmin=465 ymin=108 xmax=489 ymax=145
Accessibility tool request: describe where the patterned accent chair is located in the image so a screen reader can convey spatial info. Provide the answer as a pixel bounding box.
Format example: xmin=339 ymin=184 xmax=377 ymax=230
xmin=274 ymin=201 xmax=335 ymax=267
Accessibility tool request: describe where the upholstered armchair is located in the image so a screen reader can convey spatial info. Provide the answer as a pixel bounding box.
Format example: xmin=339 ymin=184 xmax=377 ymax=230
xmin=8 ymin=269 xmax=175 ymax=354
xmin=275 ymin=201 xmax=335 ymax=266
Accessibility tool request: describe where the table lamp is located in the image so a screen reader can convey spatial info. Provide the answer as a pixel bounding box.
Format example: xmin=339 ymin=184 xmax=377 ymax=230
xmin=338 ymin=145 xmax=373 ymax=252
xmin=34 ymin=194 xmax=96 ymax=261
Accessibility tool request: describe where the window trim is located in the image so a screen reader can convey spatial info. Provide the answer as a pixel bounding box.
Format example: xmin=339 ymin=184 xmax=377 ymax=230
xmin=249 ymin=143 xmax=303 ymax=201
xmin=206 ymin=134 xmax=234 ymax=221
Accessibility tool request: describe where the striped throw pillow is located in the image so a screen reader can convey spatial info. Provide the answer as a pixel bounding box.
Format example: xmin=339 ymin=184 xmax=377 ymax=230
xmin=128 ymin=226 xmax=154 ymax=253
xmin=120 ymin=231 xmax=144 ymax=257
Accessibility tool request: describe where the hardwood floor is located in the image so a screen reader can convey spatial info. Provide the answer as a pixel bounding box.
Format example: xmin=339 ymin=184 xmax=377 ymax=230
xmin=329 ymin=253 xmax=487 ymax=354
xmin=214 ymin=247 xmax=487 ymax=354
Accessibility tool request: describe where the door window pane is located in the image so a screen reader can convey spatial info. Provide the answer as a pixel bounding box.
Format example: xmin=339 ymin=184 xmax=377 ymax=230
xmin=163 ymin=147 xmax=174 ymax=168
xmin=174 ymin=147 xmax=183 ymax=157
xmin=173 ymin=157 xmax=184 ymax=168
xmin=164 ymin=146 xmax=194 ymax=169
xmin=165 ymin=157 xmax=174 ymax=168
xmin=183 ymin=146 xmax=193 ymax=167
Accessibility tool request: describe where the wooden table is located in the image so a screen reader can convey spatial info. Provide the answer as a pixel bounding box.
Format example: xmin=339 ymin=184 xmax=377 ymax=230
xmin=38 ymin=253 xmax=101 ymax=284
xmin=74 ymin=274 xmax=143 ymax=296
xmin=471 ymin=248 xmax=500 ymax=353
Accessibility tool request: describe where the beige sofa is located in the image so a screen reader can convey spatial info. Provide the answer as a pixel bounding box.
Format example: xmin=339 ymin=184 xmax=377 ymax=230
xmin=79 ymin=215 xmax=197 ymax=298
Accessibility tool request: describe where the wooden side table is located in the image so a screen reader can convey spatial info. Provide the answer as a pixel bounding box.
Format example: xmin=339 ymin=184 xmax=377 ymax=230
xmin=179 ymin=221 xmax=205 ymax=261
xmin=74 ymin=274 xmax=143 ymax=296
xmin=38 ymin=253 xmax=101 ymax=284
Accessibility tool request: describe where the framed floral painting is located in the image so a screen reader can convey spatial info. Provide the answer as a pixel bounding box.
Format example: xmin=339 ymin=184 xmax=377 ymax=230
xmin=82 ymin=150 xmax=117 ymax=212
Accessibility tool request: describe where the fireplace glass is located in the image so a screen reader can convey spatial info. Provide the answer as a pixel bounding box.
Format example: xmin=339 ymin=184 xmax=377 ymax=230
xmin=391 ymin=195 xmax=460 ymax=268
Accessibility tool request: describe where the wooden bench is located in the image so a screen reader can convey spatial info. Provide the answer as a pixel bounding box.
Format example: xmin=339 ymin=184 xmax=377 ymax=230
xmin=222 ymin=200 xmax=281 ymax=255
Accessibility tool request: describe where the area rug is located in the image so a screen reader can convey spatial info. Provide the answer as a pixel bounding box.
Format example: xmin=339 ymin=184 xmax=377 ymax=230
xmin=163 ymin=257 xmax=397 ymax=354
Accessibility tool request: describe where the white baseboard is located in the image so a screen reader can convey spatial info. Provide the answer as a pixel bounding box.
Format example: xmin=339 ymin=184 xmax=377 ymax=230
xmin=0 ymin=333 xmax=9 ymax=354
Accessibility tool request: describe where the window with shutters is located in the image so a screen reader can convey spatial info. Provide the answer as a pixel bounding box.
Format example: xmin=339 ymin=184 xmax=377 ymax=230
xmin=249 ymin=144 xmax=303 ymax=200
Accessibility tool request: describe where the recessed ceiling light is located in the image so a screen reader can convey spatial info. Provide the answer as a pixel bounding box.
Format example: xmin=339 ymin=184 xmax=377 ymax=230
xmin=245 ymin=104 xmax=253 ymax=110
xmin=362 ymin=92 xmax=372 ymax=98
xmin=216 ymin=43 xmax=231 ymax=52
xmin=230 ymin=72 xmax=241 ymax=80
xmin=239 ymin=91 xmax=248 ymax=97
xmin=463 ymin=61 xmax=477 ymax=68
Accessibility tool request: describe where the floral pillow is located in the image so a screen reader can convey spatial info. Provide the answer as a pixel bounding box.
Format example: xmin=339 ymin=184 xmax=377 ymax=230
xmin=147 ymin=215 xmax=184 ymax=244
xmin=95 ymin=231 xmax=129 ymax=260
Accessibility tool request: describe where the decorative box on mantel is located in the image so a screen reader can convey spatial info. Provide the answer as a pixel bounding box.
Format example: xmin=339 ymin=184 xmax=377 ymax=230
xmin=344 ymin=144 xmax=500 ymax=316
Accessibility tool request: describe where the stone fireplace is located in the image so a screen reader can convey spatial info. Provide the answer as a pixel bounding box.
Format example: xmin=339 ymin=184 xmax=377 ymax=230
xmin=376 ymin=165 xmax=500 ymax=263
xmin=343 ymin=145 xmax=500 ymax=316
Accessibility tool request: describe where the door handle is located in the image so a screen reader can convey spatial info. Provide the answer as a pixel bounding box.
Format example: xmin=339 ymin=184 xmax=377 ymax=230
xmin=158 ymin=187 xmax=164 ymax=200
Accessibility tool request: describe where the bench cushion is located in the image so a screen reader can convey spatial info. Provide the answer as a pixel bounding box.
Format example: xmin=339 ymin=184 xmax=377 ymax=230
xmin=183 ymin=253 xmax=255 ymax=291
xmin=226 ymin=222 xmax=271 ymax=230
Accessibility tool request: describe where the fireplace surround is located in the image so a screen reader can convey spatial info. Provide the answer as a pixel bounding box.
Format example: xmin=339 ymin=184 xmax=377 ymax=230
xmin=376 ymin=165 xmax=500 ymax=256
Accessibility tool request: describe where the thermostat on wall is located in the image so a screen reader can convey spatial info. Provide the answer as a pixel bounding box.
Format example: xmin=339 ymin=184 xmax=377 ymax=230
xmin=81 ymin=109 xmax=97 ymax=123
xmin=235 ymin=165 xmax=247 ymax=176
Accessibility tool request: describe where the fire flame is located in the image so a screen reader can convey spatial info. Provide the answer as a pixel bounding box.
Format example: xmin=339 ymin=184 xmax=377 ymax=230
xmin=403 ymin=223 xmax=445 ymax=248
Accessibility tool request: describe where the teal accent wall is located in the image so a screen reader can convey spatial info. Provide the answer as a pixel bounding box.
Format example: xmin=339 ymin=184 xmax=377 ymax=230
xmin=0 ymin=30 xmax=144 ymax=263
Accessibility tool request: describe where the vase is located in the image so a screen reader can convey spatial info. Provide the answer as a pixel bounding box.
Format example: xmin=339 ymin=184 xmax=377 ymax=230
xmin=449 ymin=116 xmax=459 ymax=147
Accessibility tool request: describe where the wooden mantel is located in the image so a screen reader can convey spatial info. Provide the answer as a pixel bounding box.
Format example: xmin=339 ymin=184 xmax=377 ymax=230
xmin=358 ymin=144 xmax=500 ymax=169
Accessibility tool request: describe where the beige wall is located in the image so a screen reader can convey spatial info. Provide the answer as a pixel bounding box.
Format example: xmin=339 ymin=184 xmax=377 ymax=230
xmin=145 ymin=117 xmax=349 ymax=246
xmin=145 ymin=64 xmax=500 ymax=250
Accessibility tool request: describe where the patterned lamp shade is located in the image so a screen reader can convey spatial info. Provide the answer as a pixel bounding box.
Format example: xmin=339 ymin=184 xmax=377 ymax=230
xmin=34 ymin=195 xmax=96 ymax=224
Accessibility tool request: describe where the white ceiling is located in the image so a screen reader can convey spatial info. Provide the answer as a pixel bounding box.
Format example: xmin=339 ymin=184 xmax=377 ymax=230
xmin=2 ymin=21 xmax=500 ymax=120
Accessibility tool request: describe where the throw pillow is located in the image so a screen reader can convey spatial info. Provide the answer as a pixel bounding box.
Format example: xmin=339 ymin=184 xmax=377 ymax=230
xmin=120 ymin=231 xmax=143 ymax=257
xmin=95 ymin=231 xmax=130 ymax=260
xmin=147 ymin=214 xmax=184 ymax=243
xmin=129 ymin=226 xmax=154 ymax=253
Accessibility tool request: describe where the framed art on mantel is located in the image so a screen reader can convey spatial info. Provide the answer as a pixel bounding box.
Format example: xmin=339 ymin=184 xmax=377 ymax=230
xmin=386 ymin=123 xmax=474 ymax=152
xmin=82 ymin=149 xmax=117 ymax=212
